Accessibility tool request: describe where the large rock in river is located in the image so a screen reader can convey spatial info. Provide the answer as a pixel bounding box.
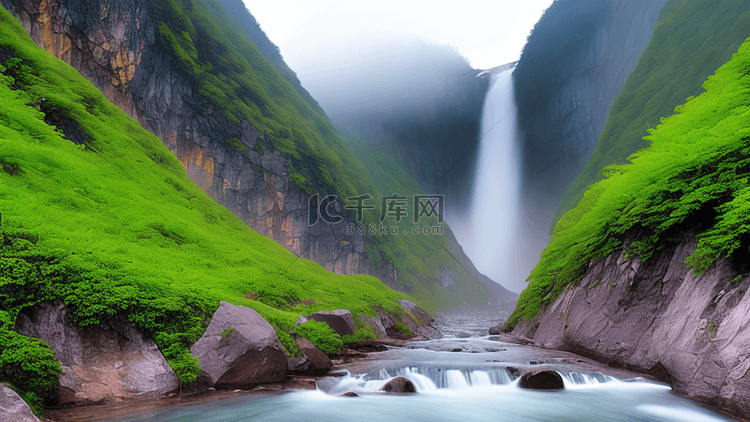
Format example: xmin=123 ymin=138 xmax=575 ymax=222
xmin=15 ymin=302 xmax=178 ymax=404
xmin=190 ymin=302 xmax=287 ymax=389
xmin=0 ymin=384 xmax=40 ymax=422
xmin=307 ymin=310 xmax=355 ymax=336
xmin=518 ymin=371 xmax=565 ymax=390
xmin=380 ymin=376 xmax=416 ymax=393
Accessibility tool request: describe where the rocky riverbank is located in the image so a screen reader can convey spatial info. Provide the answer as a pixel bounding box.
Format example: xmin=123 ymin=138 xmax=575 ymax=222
xmin=508 ymin=236 xmax=750 ymax=420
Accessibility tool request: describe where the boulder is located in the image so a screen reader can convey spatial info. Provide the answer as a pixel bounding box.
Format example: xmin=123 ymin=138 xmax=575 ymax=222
xmin=489 ymin=326 xmax=502 ymax=335
xmin=15 ymin=302 xmax=178 ymax=405
xmin=398 ymin=300 xmax=434 ymax=324
xmin=307 ymin=310 xmax=355 ymax=336
xmin=288 ymin=338 xmax=332 ymax=375
xmin=190 ymin=302 xmax=287 ymax=389
xmin=518 ymin=371 xmax=565 ymax=390
xmin=359 ymin=314 xmax=387 ymax=338
xmin=380 ymin=376 xmax=416 ymax=393
xmin=341 ymin=391 xmax=359 ymax=397
xmin=0 ymin=384 xmax=40 ymax=422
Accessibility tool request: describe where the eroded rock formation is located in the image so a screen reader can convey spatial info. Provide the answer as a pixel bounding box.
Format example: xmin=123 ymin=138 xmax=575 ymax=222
xmin=509 ymin=237 xmax=750 ymax=417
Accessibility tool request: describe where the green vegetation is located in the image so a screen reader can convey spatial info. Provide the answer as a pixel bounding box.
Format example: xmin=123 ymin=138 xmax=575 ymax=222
xmin=294 ymin=321 xmax=343 ymax=354
xmin=508 ymin=38 xmax=750 ymax=329
xmin=392 ymin=321 xmax=414 ymax=338
xmin=0 ymin=4 xmax=414 ymax=403
xmin=554 ymin=0 xmax=750 ymax=227
xmin=220 ymin=327 xmax=236 ymax=340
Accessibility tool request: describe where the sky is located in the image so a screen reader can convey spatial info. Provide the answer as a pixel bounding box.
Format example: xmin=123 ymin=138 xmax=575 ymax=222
xmin=241 ymin=0 xmax=555 ymax=70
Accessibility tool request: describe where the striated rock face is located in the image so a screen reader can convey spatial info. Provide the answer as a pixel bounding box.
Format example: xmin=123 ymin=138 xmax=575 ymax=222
xmin=15 ymin=302 xmax=178 ymax=405
xmin=0 ymin=0 xmax=396 ymax=287
xmin=190 ymin=301 xmax=287 ymax=389
xmin=0 ymin=384 xmax=40 ymax=422
xmin=510 ymin=237 xmax=750 ymax=418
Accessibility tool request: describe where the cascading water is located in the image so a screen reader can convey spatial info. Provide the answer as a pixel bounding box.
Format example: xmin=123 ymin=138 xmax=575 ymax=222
xmin=453 ymin=68 xmax=524 ymax=289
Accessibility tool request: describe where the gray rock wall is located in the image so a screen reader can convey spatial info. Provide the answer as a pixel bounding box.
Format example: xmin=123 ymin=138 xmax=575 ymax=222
xmin=15 ymin=302 xmax=178 ymax=404
xmin=510 ymin=238 xmax=750 ymax=418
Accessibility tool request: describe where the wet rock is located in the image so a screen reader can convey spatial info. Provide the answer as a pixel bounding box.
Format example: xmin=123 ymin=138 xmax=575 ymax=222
xmin=341 ymin=391 xmax=359 ymax=397
xmin=290 ymin=338 xmax=332 ymax=375
xmin=0 ymin=384 xmax=39 ymax=422
xmin=451 ymin=348 xmax=463 ymax=352
xmin=15 ymin=302 xmax=178 ymax=405
xmin=507 ymin=367 xmax=521 ymax=380
xmin=307 ymin=310 xmax=355 ymax=336
xmin=380 ymin=376 xmax=416 ymax=393
xmin=488 ymin=326 xmax=502 ymax=335
xmin=190 ymin=302 xmax=287 ymax=389
xmin=519 ymin=371 xmax=565 ymax=390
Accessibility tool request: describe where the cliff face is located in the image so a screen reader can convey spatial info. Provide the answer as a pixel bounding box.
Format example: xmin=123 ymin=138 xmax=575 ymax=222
xmin=514 ymin=0 xmax=668 ymax=232
xmin=509 ymin=236 xmax=750 ymax=418
xmin=0 ymin=0 xmax=393 ymax=284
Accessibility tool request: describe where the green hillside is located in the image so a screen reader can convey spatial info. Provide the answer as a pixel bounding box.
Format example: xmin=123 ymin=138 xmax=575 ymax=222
xmin=508 ymin=37 xmax=750 ymax=328
xmin=0 ymin=5 xmax=414 ymax=408
xmin=553 ymin=0 xmax=750 ymax=228
xmin=148 ymin=0 xmax=493 ymax=310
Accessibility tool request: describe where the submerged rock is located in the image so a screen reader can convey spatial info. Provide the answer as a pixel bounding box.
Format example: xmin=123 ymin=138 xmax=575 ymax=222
xmin=341 ymin=391 xmax=359 ymax=397
xmin=0 ymin=384 xmax=39 ymax=422
xmin=307 ymin=310 xmax=355 ymax=336
xmin=380 ymin=376 xmax=416 ymax=393
xmin=190 ymin=302 xmax=287 ymax=389
xmin=518 ymin=371 xmax=565 ymax=390
xmin=15 ymin=302 xmax=178 ymax=405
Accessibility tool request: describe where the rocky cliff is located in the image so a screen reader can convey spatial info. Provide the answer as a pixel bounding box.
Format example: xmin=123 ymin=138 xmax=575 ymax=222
xmin=514 ymin=0 xmax=668 ymax=234
xmin=509 ymin=236 xmax=750 ymax=418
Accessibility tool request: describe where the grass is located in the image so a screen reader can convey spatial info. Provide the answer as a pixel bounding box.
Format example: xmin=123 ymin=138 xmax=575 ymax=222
xmin=507 ymin=37 xmax=750 ymax=329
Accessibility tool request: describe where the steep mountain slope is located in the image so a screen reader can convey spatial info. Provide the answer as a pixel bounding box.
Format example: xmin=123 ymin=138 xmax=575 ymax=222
xmin=507 ymin=37 xmax=750 ymax=419
xmin=0 ymin=0 xmax=501 ymax=310
xmin=0 ymin=3 xmax=413 ymax=407
xmin=514 ymin=0 xmax=667 ymax=234
xmin=553 ymin=0 xmax=750 ymax=226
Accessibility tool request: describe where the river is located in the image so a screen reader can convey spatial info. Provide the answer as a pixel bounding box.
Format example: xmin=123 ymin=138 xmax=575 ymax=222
xmin=55 ymin=306 xmax=739 ymax=422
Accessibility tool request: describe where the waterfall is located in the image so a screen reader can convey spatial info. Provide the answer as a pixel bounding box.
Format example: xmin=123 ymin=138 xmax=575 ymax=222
xmin=317 ymin=366 xmax=620 ymax=396
xmin=452 ymin=68 xmax=523 ymax=290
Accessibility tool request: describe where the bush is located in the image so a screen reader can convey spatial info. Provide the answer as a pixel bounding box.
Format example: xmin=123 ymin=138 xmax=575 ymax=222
xmin=294 ymin=321 xmax=342 ymax=354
